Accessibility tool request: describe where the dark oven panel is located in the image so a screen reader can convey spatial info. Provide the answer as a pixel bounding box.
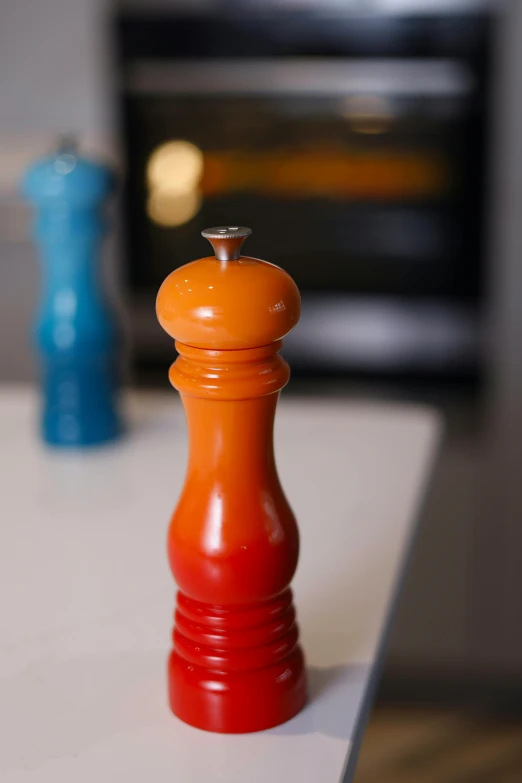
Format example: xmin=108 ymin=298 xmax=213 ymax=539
xmin=117 ymin=11 xmax=491 ymax=378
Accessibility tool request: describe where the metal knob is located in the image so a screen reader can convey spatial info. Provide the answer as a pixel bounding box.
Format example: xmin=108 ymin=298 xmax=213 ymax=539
xmin=202 ymin=226 xmax=252 ymax=261
xmin=55 ymin=134 xmax=79 ymax=156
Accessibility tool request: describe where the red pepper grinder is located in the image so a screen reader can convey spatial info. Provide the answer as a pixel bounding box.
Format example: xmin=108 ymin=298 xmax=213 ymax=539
xmin=156 ymin=226 xmax=307 ymax=733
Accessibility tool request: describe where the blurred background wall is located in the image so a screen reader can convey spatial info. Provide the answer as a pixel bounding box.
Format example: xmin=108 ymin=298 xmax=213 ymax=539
xmin=2 ymin=0 xmax=522 ymax=701
xmin=0 ymin=0 xmax=116 ymax=380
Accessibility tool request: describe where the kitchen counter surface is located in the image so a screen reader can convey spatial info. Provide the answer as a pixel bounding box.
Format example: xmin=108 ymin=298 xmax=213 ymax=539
xmin=0 ymin=388 xmax=439 ymax=783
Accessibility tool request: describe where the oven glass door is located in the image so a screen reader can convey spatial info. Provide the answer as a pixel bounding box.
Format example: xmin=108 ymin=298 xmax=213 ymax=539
xmin=123 ymin=56 xmax=484 ymax=373
xmin=125 ymin=58 xmax=478 ymax=296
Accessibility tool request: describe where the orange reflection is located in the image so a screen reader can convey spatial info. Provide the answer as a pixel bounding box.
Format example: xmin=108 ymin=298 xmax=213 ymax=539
xmin=202 ymin=150 xmax=448 ymax=200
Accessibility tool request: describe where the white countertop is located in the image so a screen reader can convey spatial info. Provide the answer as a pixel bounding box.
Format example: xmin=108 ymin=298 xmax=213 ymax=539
xmin=0 ymin=389 xmax=439 ymax=783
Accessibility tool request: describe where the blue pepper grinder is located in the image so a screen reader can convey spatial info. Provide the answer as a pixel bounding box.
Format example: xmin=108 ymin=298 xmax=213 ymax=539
xmin=22 ymin=139 xmax=123 ymax=447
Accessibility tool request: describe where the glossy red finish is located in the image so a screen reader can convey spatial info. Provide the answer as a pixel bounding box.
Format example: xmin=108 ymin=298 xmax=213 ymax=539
xmin=156 ymin=229 xmax=306 ymax=733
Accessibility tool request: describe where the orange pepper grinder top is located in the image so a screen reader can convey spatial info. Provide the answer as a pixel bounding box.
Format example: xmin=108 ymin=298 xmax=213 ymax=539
xmin=156 ymin=226 xmax=307 ymax=733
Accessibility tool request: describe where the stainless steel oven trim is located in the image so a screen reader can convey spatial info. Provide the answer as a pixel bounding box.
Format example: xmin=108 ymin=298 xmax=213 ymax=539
xmin=286 ymin=296 xmax=481 ymax=369
xmin=120 ymin=0 xmax=491 ymax=13
xmin=125 ymin=58 xmax=474 ymax=97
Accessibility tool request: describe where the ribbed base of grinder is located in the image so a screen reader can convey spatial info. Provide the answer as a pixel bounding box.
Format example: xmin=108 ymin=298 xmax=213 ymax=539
xmin=168 ymin=589 xmax=307 ymax=733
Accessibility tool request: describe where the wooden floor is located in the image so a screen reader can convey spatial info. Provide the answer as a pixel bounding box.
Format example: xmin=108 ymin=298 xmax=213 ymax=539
xmin=354 ymin=706 xmax=522 ymax=783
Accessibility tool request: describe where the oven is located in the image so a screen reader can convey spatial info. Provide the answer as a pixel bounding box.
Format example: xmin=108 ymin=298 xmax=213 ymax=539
xmin=116 ymin=8 xmax=492 ymax=381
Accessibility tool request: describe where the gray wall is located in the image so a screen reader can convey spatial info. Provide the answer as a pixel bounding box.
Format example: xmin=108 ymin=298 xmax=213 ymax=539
xmin=0 ymin=0 xmax=112 ymax=138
